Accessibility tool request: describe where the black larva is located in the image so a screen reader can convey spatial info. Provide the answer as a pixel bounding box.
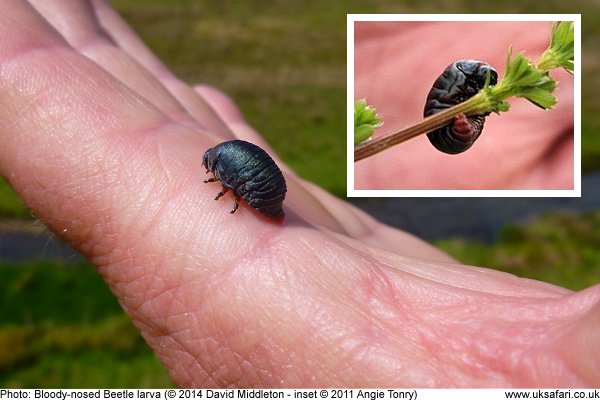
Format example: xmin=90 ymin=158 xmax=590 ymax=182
xmin=424 ymin=59 xmax=498 ymax=154
xmin=202 ymin=140 xmax=287 ymax=219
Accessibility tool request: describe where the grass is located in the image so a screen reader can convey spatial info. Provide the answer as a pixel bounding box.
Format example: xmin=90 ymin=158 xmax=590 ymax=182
xmin=0 ymin=260 xmax=122 ymax=325
xmin=3 ymin=352 xmax=174 ymax=388
xmin=0 ymin=179 xmax=30 ymax=219
xmin=436 ymin=211 xmax=600 ymax=291
xmin=0 ymin=261 xmax=174 ymax=388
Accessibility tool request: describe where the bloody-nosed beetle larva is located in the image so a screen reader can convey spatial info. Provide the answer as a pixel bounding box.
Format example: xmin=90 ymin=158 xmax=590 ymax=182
xmin=202 ymin=140 xmax=287 ymax=219
xmin=424 ymin=59 xmax=498 ymax=154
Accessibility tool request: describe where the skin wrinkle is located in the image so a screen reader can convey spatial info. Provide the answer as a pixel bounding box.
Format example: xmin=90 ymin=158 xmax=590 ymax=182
xmin=149 ymin=325 xmax=212 ymax=383
xmin=371 ymin=249 xmax=569 ymax=298
xmin=118 ymin=219 xmax=245 ymax=388
xmin=120 ymin=244 xmax=212 ymax=316
xmin=438 ymin=321 xmax=511 ymax=382
xmin=0 ymin=17 xmax=68 ymax=62
xmin=231 ymin=346 xmax=276 ymax=387
xmin=416 ymin=326 xmax=499 ymax=386
xmin=280 ymin=330 xmax=322 ymax=386
xmin=516 ymin=347 xmax=579 ymax=387
xmin=19 ymin=132 xmax=121 ymax=259
xmin=78 ymin=41 xmax=202 ymax=128
xmin=190 ymin=335 xmax=223 ymax=386
xmin=561 ymin=302 xmax=600 ymax=383
xmin=28 ymin=0 xmax=111 ymax=47
xmin=348 ymin=267 xmax=571 ymax=386
xmin=198 ymin=330 xmax=261 ymax=387
xmin=188 ymin=238 xmax=354 ymax=388
xmin=334 ymin=317 xmax=413 ymax=385
xmin=212 ymin=341 xmax=266 ymax=387
xmin=108 ymin=272 xmax=215 ymax=384
xmin=168 ymin=339 xmax=213 ymax=387
xmin=122 ymin=150 xmax=188 ymax=237
xmin=147 ymin=336 xmax=194 ymax=386
xmin=266 ymin=239 xmax=418 ymax=386
xmin=430 ymin=303 xmax=573 ymax=386
xmin=298 ymin=310 xmax=350 ymax=382
xmin=126 ymin=244 xmax=287 ymax=386
xmin=92 ymin=1 xmax=234 ymax=135
xmin=0 ymin=49 xmax=176 ymax=250
xmin=348 ymin=266 xmax=424 ymax=355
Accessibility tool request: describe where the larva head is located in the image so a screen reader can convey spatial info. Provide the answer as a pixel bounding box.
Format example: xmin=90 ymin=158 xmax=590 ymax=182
xmin=202 ymin=147 xmax=215 ymax=173
xmin=456 ymin=59 xmax=498 ymax=91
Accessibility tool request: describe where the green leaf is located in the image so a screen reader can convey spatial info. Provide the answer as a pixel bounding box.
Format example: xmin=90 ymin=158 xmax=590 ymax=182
xmin=354 ymin=99 xmax=382 ymax=145
xmin=489 ymin=50 xmax=558 ymax=110
xmin=519 ymin=75 xmax=557 ymax=109
xmin=355 ymin=124 xmax=375 ymax=145
xmin=538 ymin=21 xmax=574 ymax=73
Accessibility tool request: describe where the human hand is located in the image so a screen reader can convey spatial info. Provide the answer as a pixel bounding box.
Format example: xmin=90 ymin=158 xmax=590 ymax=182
xmin=354 ymin=21 xmax=574 ymax=190
xmin=0 ymin=1 xmax=597 ymax=387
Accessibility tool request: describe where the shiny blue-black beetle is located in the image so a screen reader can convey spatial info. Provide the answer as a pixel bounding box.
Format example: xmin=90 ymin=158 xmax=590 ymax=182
xmin=424 ymin=59 xmax=498 ymax=154
xmin=202 ymin=140 xmax=287 ymax=219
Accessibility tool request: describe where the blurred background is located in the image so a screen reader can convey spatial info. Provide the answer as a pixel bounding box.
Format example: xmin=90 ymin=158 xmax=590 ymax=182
xmin=1 ymin=0 xmax=598 ymax=388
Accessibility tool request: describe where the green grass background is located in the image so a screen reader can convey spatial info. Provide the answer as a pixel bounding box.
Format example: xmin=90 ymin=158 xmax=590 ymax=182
xmin=1 ymin=0 xmax=598 ymax=388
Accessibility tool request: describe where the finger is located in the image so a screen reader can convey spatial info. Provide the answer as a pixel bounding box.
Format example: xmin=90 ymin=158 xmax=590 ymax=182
xmin=194 ymin=84 xmax=275 ymax=150
xmin=27 ymin=0 xmax=232 ymax=136
xmin=89 ymin=0 xmax=234 ymax=137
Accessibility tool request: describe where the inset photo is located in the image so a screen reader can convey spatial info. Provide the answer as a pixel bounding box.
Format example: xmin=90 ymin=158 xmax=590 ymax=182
xmin=348 ymin=14 xmax=580 ymax=197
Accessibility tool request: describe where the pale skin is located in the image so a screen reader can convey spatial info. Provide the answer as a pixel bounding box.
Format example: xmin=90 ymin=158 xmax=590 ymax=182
xmin=0 ymin=1 xmax=598 ymax=387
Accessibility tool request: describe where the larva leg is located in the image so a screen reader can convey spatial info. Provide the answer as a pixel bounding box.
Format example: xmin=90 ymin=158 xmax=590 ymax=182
xmin=215 ymin=186 xmax=228 ymax=201
xmin=230 ymin=195 xmax=240 ymax=214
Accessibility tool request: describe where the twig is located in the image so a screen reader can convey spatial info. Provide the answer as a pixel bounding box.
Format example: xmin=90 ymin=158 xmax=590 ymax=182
xmin=354 ymin=98 xmax=482 ymax=162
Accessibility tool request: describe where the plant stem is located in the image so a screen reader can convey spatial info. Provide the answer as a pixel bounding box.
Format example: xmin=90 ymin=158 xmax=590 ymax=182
xmin=354 ymin=94 xmax=489 ymax=162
